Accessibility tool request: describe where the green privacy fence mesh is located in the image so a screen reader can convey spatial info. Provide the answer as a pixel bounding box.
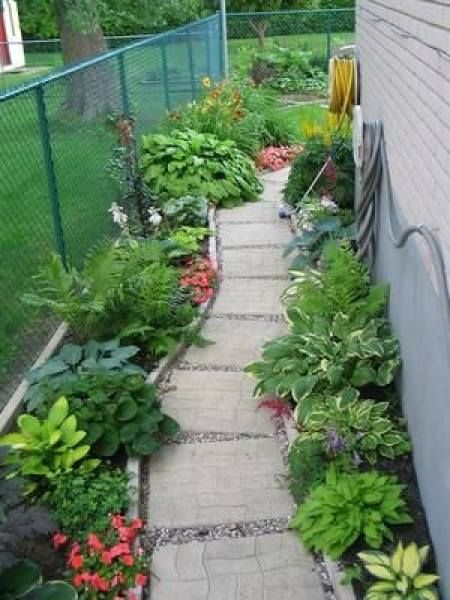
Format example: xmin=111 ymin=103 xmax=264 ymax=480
xmin=0 ymin=14 xmax=223 ymax=408
xmin=228 ymin=8 xmax=355 ymax=71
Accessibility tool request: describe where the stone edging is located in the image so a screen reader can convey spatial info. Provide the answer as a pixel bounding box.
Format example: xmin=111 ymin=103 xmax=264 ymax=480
xmin=282 ymin=414 xmax=357 ymax=600
xmin=126 ymin=206 xmax=218 ymax=599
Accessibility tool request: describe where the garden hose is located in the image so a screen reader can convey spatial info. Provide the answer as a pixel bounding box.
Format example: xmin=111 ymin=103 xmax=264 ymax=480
xmin=329 ymin=56 xmax=357 ymax=128
xmin=357 ymin=120 xmax=450 ymax=332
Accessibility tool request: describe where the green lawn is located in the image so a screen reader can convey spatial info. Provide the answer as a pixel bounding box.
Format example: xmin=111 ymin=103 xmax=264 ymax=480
xmin=278 ymin=102 xmax=328 ymax=135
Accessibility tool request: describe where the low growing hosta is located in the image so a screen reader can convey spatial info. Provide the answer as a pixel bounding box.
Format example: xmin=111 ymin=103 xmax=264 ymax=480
xmin=140 ymin=129 xmax=263 ymax=207
xmin=359 ymin=542 xmax=439 ymax=599
xmin=290 ymin=467 xmax=412 ymax=559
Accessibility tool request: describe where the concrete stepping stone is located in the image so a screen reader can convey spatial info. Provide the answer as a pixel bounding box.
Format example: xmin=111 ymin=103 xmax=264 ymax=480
xmin=212 ymin=279 xmax=286 ymax=316
xmin=261 ymin=166 xmax=291 ymax=184
xmin=149 ymin=532 xmax=323 ymax=600
xmin=220 ymin=222 xmax=290 ymax=247
xmin=162 ymin=370 xmax=274 ymax=434
xmin=221 ymin=247 xmax=289 ymax=278
xmin=217 ymin=202 xmax=280 ymax=223
xmin=148 ymin=439 xmax=294 ymax=528
xmin=181 ymin=318 xmax=286 ymax=368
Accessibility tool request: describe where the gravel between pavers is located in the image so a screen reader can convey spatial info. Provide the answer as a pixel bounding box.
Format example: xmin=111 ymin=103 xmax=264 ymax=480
xmin=172 ymin=431 xmax=274 ymax=444
xmin=211 ymin=312 xmax=284 ymax=322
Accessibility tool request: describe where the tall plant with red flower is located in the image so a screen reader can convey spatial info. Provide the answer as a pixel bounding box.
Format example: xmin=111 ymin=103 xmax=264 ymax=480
xmin=180 ymin=258 xmax=217 ymax=305
xmin=54 ymin=515 xmax=148 ymax=599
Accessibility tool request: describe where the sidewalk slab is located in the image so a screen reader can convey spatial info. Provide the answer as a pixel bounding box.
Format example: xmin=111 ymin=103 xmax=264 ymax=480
xmin=181 ymin=318 xmax=286 ymax=367
xmin=148 ymin=439 xmax=293 ymax=527
xmin=212 ymin=278 xmax=286 ymax=316
xmin=221 ymin=247 xmax=289 ymax=278
xmin=150 ymin=533 xmax=323 ymax=600
xmin=163 ymin=370 xmax=274 ymax=434
xmin=217 ymin=202 xmax=279 ymax=223
xmin=220 ymin=222 xmax=290 ymax=247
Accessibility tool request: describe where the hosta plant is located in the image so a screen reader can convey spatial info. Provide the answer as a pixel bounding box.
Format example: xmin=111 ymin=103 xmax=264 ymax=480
xmin=162 ymin=195 xmax=208 ymax=228
xmin=359 ymin=542 xmax=439 ymax=599
xmin=245 ymin=312 xmax=400 ymax=419
xmin=25 ymin=339 xmax=144 ymax=412
xmin=167 ymin=226 xmax=210 ymax=258
xmin=0 ymin=397 xmax=98 ymax=495
xmin=0 ymin=560 xmax=76 ymax=600
xmin=32 ymin=372 xmax=180 ymax=458
xmin=290 ymin=467 xmax=412 ymax=559
xmin=298 ymin=389 xmax=411 ymax=466
xmin=140 ymin=129 xmax=263 ymax=207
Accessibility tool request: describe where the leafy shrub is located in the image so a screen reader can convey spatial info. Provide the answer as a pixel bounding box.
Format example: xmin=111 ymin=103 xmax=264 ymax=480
xmin=61 ymin=515 xmax=148 ymax=598
xmin=245 ymin=312 xmax=400 ymax=419
xmin=0 ymin=397 xmax=98 ymax=496
xmin=23 ymin=241 xmax=196 ymax=358
xmin=0 ymin=560 xmax=76 ymax=600
xmin=284 ymin=132 xmax=354 ymax=210
xmin=299 ymin=389 xmax=411 ymax=466
xmin=283 ymin=198 xmax=355 ymax=269
xmin=140 ymin=129 xmax=263 ymax=207
xmin=46 ymin=466 xmax=129 ymax=539
xmin=165 ymin=81 xmax=296 ymax=156
xmin=167 ymin=226 xmax=210 ymax=258
xmin=251 ymin=46 xmax=328 ymax=95
xmin=32 ymin=372 xmax=179 ymax=458
xmin=290 ymin=467 xmax=412 ymax=559
xmin=25 ymin=339 xmax=144 ymax=412
xmin=162 ymin=195 xmax=208 ymax=228
xmin=288 ymin=438 xmax=327 ymax=504
xmin=282 ymin=242 xmax=388 ymax=326
xmin=358 ymin=542 xmax=439 ymax=600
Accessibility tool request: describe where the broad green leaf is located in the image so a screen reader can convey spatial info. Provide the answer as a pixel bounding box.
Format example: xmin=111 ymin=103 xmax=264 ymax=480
xmin=47 ymin=397 xmax=69 ymax=428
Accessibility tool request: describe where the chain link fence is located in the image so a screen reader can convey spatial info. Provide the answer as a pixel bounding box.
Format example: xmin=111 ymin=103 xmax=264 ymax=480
xmin=228 ymin=8 xmax=355 ymax=73
xmin=0 ymin=14 xmax=223 ymax=409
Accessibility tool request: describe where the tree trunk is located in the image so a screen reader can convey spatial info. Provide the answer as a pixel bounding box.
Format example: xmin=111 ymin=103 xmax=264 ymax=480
xmin=55 ymin=0 xmax=120 ymax=119
xmin=249 ymin=18 xmax=270 ymax=49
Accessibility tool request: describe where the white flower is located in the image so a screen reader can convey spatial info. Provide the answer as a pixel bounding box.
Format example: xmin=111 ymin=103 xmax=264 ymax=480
xmin=320 ymin=196 xmax=338 ymax=212
xmin=147 ymin=207 xmax=162 ymax=228
xmin=108 ymin=202 xmax=128 ymax=230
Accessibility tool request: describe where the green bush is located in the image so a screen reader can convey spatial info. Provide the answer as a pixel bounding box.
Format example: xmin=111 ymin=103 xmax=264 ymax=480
xmin=23 ymin=240 xmax=196 ymax=358
xmin=46 ymin=466 xmax=129 ymax=539
xmin=288 ymin=438 xmax=327 ymax=504
xmin=31 ymin=372 xmax=180 ymax=458
xmin=140 ymin=129 xmax=263 ymax=207
xmin=162 ymin=196 xmax=208 ymax=228
xmin=245 ymin=312 xmax=400 ymax=419
xmin=284 ymin=133 xmax=354 ymax=209
xmin=299 ymin=389 xmax=411 ymax=466
xmin=0 ymin=397 xmax=98 ymax=496
xmin=290 ymin=467 xmax=412 ymax=559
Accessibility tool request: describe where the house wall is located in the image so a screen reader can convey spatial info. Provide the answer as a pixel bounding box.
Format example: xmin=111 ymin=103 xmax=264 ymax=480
xmin=357 ymin=0 xmax=450 ymax=596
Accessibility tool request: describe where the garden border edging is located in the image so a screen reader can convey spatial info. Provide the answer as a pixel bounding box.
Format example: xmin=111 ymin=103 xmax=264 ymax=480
xmin=126 ymin=206 xmax=218 ymax=599
xmin=282 ymin=414 xmax=357 ymax=600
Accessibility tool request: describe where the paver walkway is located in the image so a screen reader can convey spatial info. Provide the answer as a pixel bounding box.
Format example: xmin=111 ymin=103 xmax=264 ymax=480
xmin=147 ymin=169 xmax=324 ymax=600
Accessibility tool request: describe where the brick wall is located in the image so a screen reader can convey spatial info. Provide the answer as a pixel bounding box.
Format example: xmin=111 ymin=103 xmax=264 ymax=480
xmin=357 ymin=1 xmax=450 ymax=595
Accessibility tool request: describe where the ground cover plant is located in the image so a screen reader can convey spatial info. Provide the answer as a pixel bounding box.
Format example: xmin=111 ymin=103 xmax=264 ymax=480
xmin=140 ymin=129 xmax=263 ymax=207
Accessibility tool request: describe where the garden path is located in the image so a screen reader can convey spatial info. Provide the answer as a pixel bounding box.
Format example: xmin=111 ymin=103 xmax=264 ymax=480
xmin=146 ymin=169 xmax=324 ymax=600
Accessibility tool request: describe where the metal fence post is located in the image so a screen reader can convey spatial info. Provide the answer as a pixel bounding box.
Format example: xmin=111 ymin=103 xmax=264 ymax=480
xmin=205 ymin=21 xmax=212 ymax=79
xmin=326 ymin=13 xmax=332 ymax=70
xmin=160 ymin=39 xmax=171 ymax=112
xmin=35 ymin=85 xmax=67 ymax=269
xmin=118 ymin=53 xmax=131 ymax=116
xmin=187 ymin=29 xmax=196 ymax=101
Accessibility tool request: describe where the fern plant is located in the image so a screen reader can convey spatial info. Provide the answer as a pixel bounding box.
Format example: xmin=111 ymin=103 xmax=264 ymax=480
xmin=282 ymin=242 xmax=388 ymax=326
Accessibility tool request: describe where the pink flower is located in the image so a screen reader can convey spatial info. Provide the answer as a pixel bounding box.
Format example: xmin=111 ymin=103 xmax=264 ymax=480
xmin=89 ymin=573 xmax=110 ymax=592
xmin=135 ymin=573 xmax=149 ymax=586
xmin=111 ymin=514 xmax=125 ymax=529
xmin=110 ymin=542 xmax=131 ymax=558
xmin=87 ymin=533 xmax=104 ymax=553
xmin=120 ymin=554 xmax=134 ymax=567
xmin=111 ymin=573 xmax=125 ymax=587
xmin=52 ymin=532 xmax=68 ymax=549
xmin=101 ymin=550 xmax=113 ymax=565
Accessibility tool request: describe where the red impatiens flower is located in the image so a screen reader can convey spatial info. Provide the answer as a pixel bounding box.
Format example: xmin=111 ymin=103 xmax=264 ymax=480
xmin=101 ymin=550 xmax=113 ymax=565
xmin=52 ymin=532 xmax=68 ymax=549
xmin=90 ymin=572 xmax=110 ymax=592
xmin=111 ymin=573 xmax=125 ymax=587
xmin=135 ymin=573 xmax=149 ymax=586
xmin=120 ymin=554 xmax=134 ymax=567
xmin=68 ymin=553 xmax=84 ymax=570
xmin=111 ymin=514 xmax=125 ymax=529
xmin=88 ymin=533 xmax=105 ymax=553
xmin=110 ymin=542 xmax=131 ymax=559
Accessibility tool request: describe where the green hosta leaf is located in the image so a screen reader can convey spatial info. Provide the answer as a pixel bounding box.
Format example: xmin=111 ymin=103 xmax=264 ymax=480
xmin=364 ymin=564 xmax=396 ymax=581
xmin=59 ymin=343 xmax=83 ymax=366
xmin=132 ymin=434 xmax=162 ymax=456
xmin=47 ymin=397 xmax=69 ymax=428
xmin=350 ymin=365 xmax=377 ymax=387
xmin=292 ymin=376 xmax=318 ymax=403
xmin=18 ymin=414 xmax=41 ymax=437
xmin=0 ymin=560 xmax=42 ymax=596
xmin=116 ymin=398 xmax=139 ymax=421
xmin=377 ymin=360 xmax=399 ymax=385
xmin=23 ymin=581 xmax=78 ymax=599
xmin=402 ymin=543 xmax=422 ymax=578
xmin=94 ymin=427 xmax=120 ymax=457
xmin=159 ymin=415 xmax=181 ymax=438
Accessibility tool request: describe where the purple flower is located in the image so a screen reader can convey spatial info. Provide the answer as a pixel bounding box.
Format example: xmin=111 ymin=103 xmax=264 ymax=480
xmin=326 ymin=429 xmax=346 ymax=454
